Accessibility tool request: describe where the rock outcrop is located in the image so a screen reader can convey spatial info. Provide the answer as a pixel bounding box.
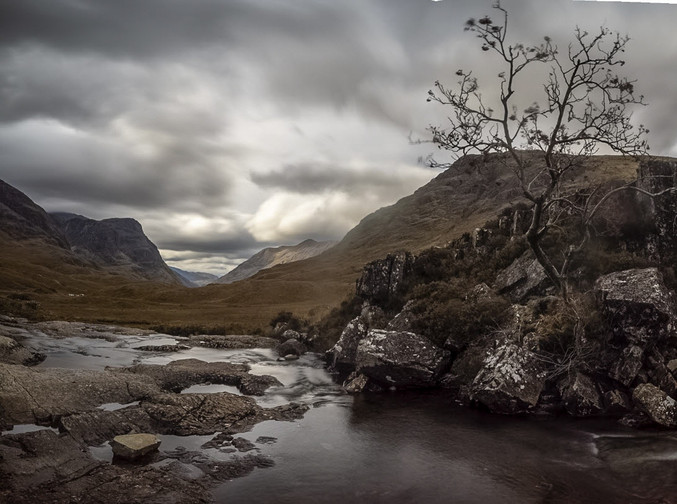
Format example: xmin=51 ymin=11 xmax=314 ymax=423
xmin=356 ymin=251 xmax=413 ymax=303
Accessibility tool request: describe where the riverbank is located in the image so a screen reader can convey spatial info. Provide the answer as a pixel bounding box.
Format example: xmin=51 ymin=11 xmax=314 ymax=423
xmin=2 ymin=317 xmax=677 ymax=503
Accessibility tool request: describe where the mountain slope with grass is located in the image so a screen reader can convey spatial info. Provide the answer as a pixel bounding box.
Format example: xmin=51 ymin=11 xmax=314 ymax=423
xmin=0 ymin=154 xmax=645 ymax=330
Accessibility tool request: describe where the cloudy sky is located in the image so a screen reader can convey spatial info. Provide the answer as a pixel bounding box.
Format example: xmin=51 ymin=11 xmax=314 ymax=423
xmin=2 ymin=0 xmax=677 ymax=275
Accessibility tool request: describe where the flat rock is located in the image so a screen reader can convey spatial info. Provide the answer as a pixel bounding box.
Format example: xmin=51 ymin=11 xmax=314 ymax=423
xmin=0 ymin=363 xmax=160 ymax=425
xmin=110 ymin=433 xmax=161 ymax=460
xmin=115 ymin=358 xmax=281 ymax=395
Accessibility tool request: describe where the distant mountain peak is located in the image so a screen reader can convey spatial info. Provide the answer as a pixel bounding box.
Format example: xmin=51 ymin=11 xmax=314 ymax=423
xmin=215 ymin=239 xmax=337 ymax=284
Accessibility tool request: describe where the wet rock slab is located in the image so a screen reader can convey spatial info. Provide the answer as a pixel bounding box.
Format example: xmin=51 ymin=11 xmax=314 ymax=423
xmin=115 ymin=358 xmax=282 ymax=395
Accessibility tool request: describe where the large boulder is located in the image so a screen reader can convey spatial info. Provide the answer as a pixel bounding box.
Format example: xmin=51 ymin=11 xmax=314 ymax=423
xmin=471 ymin=342 xmax=548 ymax=414
xmin=494 ymin=251 xmax=549 ymax=303
xmin=356 ymin=251 xmax=413 ymax=303
xmin=354 ymin=330 xmax=451 ymax=388
xmin=594 ymin=268 xmax=677 ymax=344
xmin=558 ymin=372 xmax=604 ymax=417
xmin=632 ymin=383 xmax=677 ymax=427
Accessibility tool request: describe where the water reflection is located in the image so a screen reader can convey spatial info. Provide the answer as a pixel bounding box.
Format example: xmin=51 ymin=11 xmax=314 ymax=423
xmin=15 ymin=324 xmax=677 ymax=503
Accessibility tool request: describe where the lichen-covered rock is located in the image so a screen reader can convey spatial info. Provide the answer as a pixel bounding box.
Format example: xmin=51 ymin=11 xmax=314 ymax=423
xmin=110 ymin=433 xmax=161 ymax=460
xmin=595 ymin=268 xmax=677 ymax=344
xmin=559 ymin=372 xmax=604 ymax=417
xmin=342 ymin=372 xmax=382 ymax=393
xmin=608 ymin=345 xmax=644 ymax=387
xmin=327 ymin=316 xmax=368 ymax=370
xmin=494 ymin=251 xmax=549 ymax=302
xmin=386 ymin=301 xmax=415 ymax=332
xmin=356 ymin=251 xmax=413 ymax=303
xmin=632 ymin=383 xmax=677 ymax=427
xmin=471 ymin=342 xmax=548 ymax=414
xmin=645 ymin=348 xmax=677 ymax=397
xmin=354 ymin=330 xmax=451 ymax=388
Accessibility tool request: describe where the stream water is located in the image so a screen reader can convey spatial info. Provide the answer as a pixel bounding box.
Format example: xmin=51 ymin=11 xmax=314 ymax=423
xmin=19 ymin=327 xmax=677 ymax=504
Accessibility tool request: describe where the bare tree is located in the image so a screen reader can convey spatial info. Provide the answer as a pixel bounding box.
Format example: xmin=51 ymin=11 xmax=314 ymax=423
xmin=425 ymin=2 xmax=666 ymax=300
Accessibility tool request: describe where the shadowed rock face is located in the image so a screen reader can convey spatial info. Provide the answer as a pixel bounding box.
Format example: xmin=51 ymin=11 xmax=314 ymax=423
xmin=51 ymin=212 xmax=180 ymax=283
xmin=0 ymin=179 xmax=69 ymax=247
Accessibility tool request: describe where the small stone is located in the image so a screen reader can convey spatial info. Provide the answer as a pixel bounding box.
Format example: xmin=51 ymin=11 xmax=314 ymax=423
xmin=284 ymin=354 xmax=299 ymax=361
xmin=110 ymin=433 xmax=161 ymax=460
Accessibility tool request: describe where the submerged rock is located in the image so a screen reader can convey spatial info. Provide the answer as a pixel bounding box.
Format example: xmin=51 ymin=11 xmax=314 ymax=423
xmin=110 ymin=433 xmax=161 ymax=460
xmin=276 ymin=338 xmax=305 ymax=357
xmin=354 ymin=329 xmax=450 ymax=388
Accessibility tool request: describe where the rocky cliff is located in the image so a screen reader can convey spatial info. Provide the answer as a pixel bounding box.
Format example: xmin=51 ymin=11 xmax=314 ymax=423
xmin=52 ymin=213 xmax=180 ymax=284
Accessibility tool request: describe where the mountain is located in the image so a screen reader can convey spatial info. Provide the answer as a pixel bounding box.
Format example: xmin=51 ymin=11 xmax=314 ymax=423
xmin=51 ymin=213 xmax=180 ymax=284
xmin=216 ymin=239 xmax=337 ymax=284
xmin=170 ymin=267 xmax=218 ymax=287
xmin=0 ymin=179 xmax=69 ymax=248
xmin=0 ymin=154 xmax=645 ymax=330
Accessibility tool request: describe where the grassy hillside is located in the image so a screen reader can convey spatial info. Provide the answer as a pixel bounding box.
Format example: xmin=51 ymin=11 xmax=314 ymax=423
xmin=0 ymin=153 xmax=645 ymax=331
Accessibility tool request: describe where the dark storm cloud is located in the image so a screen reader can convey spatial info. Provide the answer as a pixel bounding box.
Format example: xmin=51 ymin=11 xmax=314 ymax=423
xmin=251 ymin=162 xmax=417 ymax=195
xmin=1 ymin=0 xmax=677 ymax=275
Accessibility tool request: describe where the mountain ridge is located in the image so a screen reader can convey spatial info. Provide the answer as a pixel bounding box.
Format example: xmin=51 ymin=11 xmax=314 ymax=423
xmin=216 ymin=239 xmax=337 ymax=284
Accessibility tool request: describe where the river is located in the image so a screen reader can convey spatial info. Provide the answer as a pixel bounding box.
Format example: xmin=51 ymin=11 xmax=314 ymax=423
xmin=18 ymin=326 xmax=677 ymax=504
